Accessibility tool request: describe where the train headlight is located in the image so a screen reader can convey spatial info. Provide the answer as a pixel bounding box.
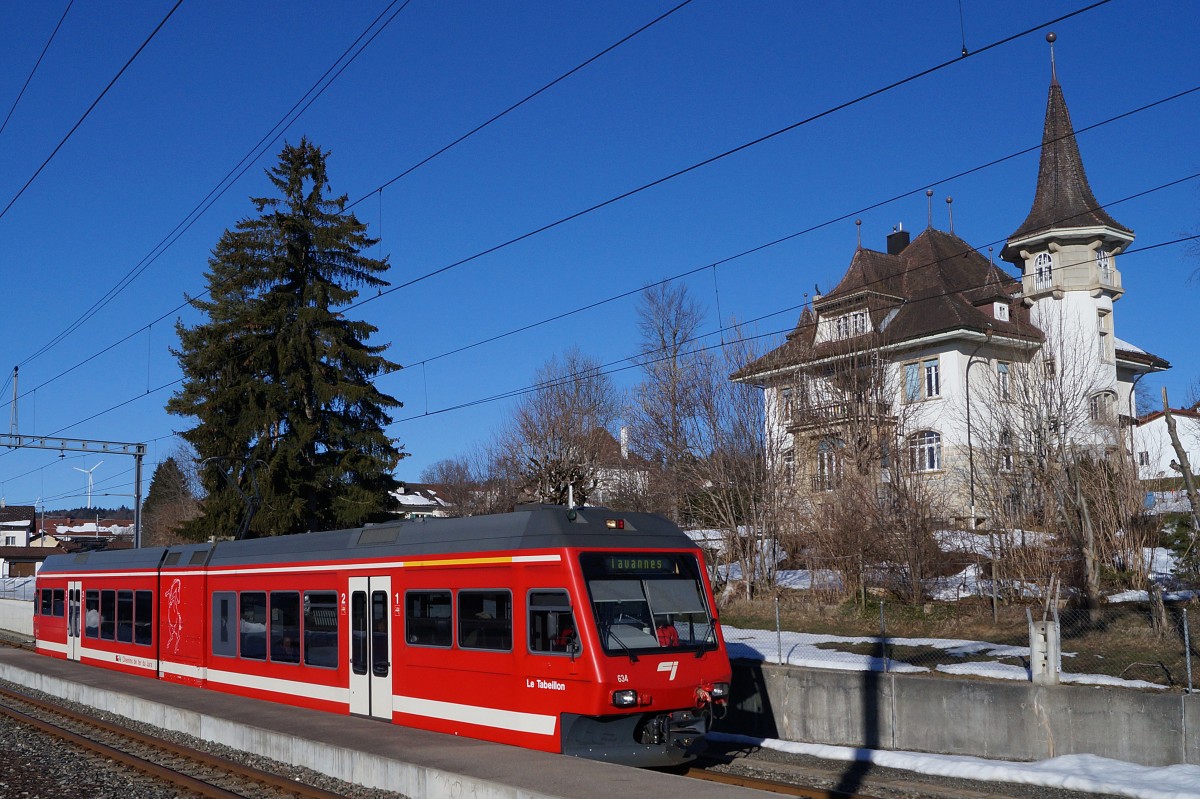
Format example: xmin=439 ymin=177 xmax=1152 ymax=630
xmin=709 ymin=682 xmax=730 ymax=700
xmin=612 ymin=689 xmax=638 ymax=708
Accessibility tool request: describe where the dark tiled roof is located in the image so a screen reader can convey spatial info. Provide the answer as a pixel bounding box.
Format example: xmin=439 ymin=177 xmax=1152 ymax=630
xmin=735 ymin=228 xmax=1043 ymax=379
xmin=1006 ymin=78 xmax=1130 ymax=247
xmin=0 ymin=506 xmax=35 ymax=526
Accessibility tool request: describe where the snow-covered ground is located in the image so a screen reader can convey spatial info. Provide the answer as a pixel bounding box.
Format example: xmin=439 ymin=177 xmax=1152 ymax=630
xmin=710 ymin=732 xmax=1200 ymax=799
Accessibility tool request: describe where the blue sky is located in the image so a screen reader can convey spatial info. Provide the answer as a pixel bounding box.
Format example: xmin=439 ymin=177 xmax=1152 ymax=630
xmin=0 ymin=1 xmax=1197 ymax=512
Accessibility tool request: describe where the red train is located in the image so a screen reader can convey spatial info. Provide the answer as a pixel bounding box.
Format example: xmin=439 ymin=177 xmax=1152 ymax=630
xmin=33 ymin=504 xmax=731 ymax=766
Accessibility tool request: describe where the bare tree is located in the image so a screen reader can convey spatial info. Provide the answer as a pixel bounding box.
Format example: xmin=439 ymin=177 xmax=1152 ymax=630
xmin=502 ymin=348 xmax=622 ymax=506
xmin=142 ymin=445 xmax=202 ymax=546
xmin=628 ymin=282 xmax=707 ymax=522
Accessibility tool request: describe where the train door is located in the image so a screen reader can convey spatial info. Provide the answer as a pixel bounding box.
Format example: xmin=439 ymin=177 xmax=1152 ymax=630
xmin=66 ymin=581 xmax=81 ymax=661
xmin=348 ymin=576 xmax=393 ymax=719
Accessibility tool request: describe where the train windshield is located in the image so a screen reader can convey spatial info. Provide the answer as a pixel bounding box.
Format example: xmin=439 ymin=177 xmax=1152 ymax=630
xmin=580 ymin=552 xmax=716 ymax=655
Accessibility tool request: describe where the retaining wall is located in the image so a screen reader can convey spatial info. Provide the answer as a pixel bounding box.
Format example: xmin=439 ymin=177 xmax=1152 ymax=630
xmin=0 ymin=599 xmax=33 ymax=637
xmin=719 ymin=659 xmax=1199 ymax=767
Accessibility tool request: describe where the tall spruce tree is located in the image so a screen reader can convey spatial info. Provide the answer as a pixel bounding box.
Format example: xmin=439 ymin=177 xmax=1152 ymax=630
xmin=169 ymin=138 xmax=404 ymax=537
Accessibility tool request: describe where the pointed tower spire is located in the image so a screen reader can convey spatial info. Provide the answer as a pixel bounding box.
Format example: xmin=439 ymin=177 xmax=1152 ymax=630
xmin=1005 ymin=34 xmax=1131 ymax=246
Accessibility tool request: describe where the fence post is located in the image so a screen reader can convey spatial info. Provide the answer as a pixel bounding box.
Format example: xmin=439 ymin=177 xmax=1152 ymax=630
xmin=1185 ymin=608 xmax=1193 ymax=695
xmin=775 ymin=594 xmax=782 ymax=665
xmin=879 ymin=601 xmax=888 ymax=674
xmin=1028 ymin=606 xmax=1060 ymax=685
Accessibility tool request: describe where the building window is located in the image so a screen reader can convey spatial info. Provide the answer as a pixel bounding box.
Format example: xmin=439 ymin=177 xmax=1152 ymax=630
xmin=997 ymin=361 xmax=1010 ymax=401
xmin=908 ymin=431 xmax=942 ymax=472
xmin=1137 ymin=451 xmax=1150 ymax=467
xmin=993 ymin=302 xmax=1010 ymax=322
xmin=832 ymin=309 xmax=870 ymax=340
xmin=1097 ymin=311 xmax=1114 ymax=363
xmin=999 ymin=430 xmax=1014 ymax=472
xmin=815 ymin=438 xmax=843 ymax=491
xmin=1096 ymin=248 xmax=1113 ymax=283
xmin=1043 ymin=358 xmax=1056 ymax=379
xmin=1034 ymin=252 xmax=1053 ymax=289
xmin=1089 ymin=392 xmax=1115 ymax=421
xmin=904 ymin=358 xmax=940 ymax=402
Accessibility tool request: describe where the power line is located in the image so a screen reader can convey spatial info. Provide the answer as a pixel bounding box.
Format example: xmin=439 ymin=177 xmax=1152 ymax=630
xmin=18 ymin=0 xmax=413 ymax=369
xmin=0 ymin=0 xmax=74 ymax=138
xmin=0 ymin=0 xmax=184 ymax=224
xmin=387 ymin=232 xmax=1200 ymax=426
xmin=344 ymin=0 xmax=1115 ymax=314
xmin=342 ymin=0 xmax=697 ymax=213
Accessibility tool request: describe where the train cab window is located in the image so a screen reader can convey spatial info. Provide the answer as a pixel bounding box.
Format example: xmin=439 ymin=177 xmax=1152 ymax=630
xmin=528 ymin=590 xmax=578 ymax=656
xmin=100 ymin=590 xmax=116 ymax=640
xmin=134 ymin=591 xmax=153 ymax=646
xmin=40 ymin=589 xmax=55 ymax=616
xmin=117 ymin=590 xmax=134 ymax=643
xmin=84 ymin=591 xmax=100 ymax=638
xmin=458 ymin=591 xmax=512 ymax=651
xmin=239 ymin=591 xmax=268 ymax=660
xmin=405 ymin=591 xmax=452 ymax=647
xmin=270 ymin=592 xmax=301 ymax=664
xmin=52 ymin=589 xmax=65 ymax=617
xmin=212 ymin=592 xmax=237 ymax=658
xmin=581 ymin=552 xmax=717 ymax=655
xmin=302 ymin=592 xmax=338 ymax=669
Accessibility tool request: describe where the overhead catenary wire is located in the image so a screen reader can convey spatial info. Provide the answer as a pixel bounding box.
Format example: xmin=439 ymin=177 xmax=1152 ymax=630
xmin=5 ymin=149 xmax=1199 ymax=477
xmin=5 ymin=0 xmax=1125 ymax=404
xmin=4 ymin=1 xmax=1188 ymax=492
xmin=0 ymin=0 xmax=75 ymax=139
xmin=0 ymin=0 xmax=184 ymax=225
xmin=344 ymin=0 xmax=1116 ymax=314
xmin=17 ymin=0 xmax=414 ymax=369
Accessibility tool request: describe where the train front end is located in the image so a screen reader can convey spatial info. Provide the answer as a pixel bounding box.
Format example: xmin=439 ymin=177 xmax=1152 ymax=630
xmin=563 ymin=541 xmax=731 ymax=767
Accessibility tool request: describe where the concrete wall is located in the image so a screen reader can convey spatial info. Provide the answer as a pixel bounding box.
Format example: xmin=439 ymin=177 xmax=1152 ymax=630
xmin=0 ymin=599 xmax=33 ymax=637
xmin=719 ymin=660 xmax=1199 ymax=767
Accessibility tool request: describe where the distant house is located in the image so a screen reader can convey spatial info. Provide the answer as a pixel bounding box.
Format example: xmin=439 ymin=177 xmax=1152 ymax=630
xmin=1133 ymin=408 xmax=1200 ymax=482
xmin=0 ymin=506 xmax=36 ymax=548
xmin=391 ymin=483 xmax=452 ymax=518
xmin=590 ymin=427 xmax=650 ymax=507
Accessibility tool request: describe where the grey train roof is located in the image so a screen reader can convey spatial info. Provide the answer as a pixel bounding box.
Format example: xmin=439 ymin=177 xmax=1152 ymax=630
xmin=38 ymin=506 xmax=699 ymax=575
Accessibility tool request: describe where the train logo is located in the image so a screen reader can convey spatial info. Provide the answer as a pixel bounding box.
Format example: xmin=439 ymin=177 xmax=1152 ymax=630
xmin=164 ymin=578 xmax=183 ymax=654
xmin=657 ymin=661 xmax=679 ymax=680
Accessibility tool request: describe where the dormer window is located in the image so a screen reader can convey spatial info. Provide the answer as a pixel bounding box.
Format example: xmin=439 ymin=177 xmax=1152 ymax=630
xmin=831 ymin=309 xmax=870 ymax=340
xmin=993 ymin=302 xmax=1010 ymax=321
xmin=1034 ymin=252 xmax=1053 ymax=290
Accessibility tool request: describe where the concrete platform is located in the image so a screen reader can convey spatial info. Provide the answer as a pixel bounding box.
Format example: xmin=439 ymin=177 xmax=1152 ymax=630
xmin=0 ymin=646 xmax=770 ymax=799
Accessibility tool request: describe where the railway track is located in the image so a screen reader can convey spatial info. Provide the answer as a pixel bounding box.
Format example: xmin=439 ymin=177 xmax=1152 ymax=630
xmin=0 ymin=682 xmax=352 ymax=799
xmin=685 ymin=764 xmax=876 ymax=797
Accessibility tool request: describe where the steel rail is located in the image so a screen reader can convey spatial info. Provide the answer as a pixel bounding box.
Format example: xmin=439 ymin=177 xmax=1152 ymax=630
xmin=0 ymin=683 xmax=352 ymax=799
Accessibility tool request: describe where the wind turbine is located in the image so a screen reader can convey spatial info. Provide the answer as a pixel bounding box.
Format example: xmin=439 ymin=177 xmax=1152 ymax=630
xmin=74 ymin=461 xmax=103 ymax=509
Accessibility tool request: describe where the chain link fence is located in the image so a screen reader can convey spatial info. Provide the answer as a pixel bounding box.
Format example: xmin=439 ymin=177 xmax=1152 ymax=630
xmin=0 ymin=577 xmax=35 ymax=602
xmin=722 ymin=596 xmax=1197 ymax=692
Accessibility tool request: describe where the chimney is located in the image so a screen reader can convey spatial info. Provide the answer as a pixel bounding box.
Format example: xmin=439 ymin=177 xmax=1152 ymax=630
xmin=619 ymin=426 xmax=630 ymax=460
xmin=887 ymin=223 xmax=910 ymax=255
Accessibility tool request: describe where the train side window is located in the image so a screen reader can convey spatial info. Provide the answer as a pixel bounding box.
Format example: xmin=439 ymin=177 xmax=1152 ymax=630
xmin=52 ymin=589 xmax=65 ymax=617
xmin=212 ymin=592 xmax=237 ymax=658
xmin=100 ymin=590 xmax=116 ymax=640
xmin=239 ymin=591 xmax=267 ymax=660
xmin=459 ymin=590 xmax=512 ymax=651
xmin=270 ymin=591 xmax=301 ymax=664
xmin=528 ymin=590 xmax=578 ymax=656
xmin=85 ymin=591 xmax=100 ymax=638
xmin=302 ymin=592 xmax=338 ymax=669
xmin=38 ymin=589 xmax=50 ymax=615
xmin=134 ymin=591 xmax=153 ymax=646
xmin=116 ymin=590 xmax=134 ymax=643
xmin=405 ymin=591 xmax=451 ymax=648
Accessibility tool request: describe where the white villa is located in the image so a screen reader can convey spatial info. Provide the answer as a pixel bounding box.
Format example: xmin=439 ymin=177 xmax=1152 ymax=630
xmin=735 ymin=50 xmax=1169 ymax=525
